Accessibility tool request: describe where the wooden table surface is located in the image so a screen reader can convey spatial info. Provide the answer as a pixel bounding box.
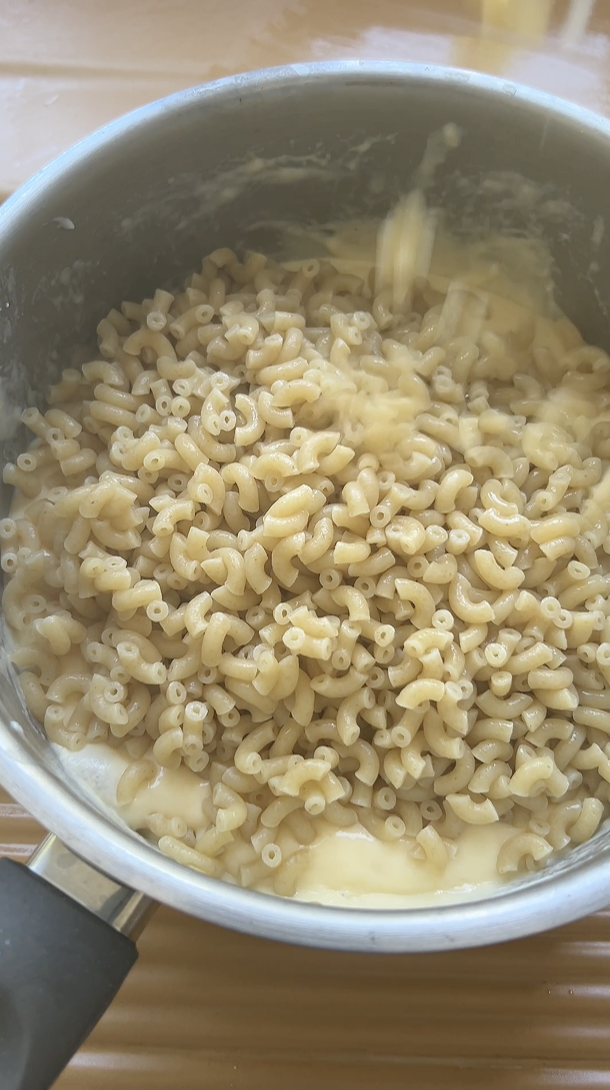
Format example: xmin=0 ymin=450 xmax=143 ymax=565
xmin=3 ymin=1 xmax=610 ymax=1086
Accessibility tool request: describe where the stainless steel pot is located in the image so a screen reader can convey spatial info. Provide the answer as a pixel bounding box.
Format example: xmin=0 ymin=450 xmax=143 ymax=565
xmin=2 ymin=61 xmax=610 ymax=1090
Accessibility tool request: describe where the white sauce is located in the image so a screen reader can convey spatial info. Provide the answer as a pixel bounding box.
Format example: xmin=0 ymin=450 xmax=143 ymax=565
xmin=52 ymin=743 xmax=211 ymax=832
xmin=293 ymin=823 xmax=512 ymax=908
xmin=55 ymin=743 xmax=512 ymax=908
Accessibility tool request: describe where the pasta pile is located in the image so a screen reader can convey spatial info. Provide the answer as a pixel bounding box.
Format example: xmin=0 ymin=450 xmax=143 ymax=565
xmin=3 ymin=244 xmax=610 ymax=894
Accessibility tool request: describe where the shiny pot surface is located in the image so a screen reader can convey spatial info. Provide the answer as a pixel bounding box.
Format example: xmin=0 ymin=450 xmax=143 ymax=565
xmin=2 ymin=63 xmax=610 ymax=967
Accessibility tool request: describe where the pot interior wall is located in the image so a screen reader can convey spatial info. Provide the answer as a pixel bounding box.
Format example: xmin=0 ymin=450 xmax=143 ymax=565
xmin=2 ymin=68 xmax=610 ymax=931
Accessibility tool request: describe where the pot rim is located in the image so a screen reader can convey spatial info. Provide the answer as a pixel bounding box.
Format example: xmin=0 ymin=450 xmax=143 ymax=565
xmin=2 ymin=60 xmax=610 ymax=952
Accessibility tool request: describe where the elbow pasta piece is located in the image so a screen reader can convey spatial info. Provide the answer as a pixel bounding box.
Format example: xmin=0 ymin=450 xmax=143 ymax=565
xmin=289 ymin=605 xmax=338 ymax=639
xmin=394 ymin=579 xmax=436 ymax=628
xmin=116 ymin=642 xmax=167 ymax=685
xmin=88 ymin=675 xmax=129 ymax=728
xmin=404 ymin=628 xmax=453 ymax=657
xmin=446 ymin=794 xmax=499 ymax=825
xmin=423 ymin=709 xmax=464 ymax=760
xmin=200 ymin=613 xmax=253 ymax=667
xmin=33 ymin=614 xmax=87 ymax=656
xmin=434 ymin=750 xmax=476 ymax=796
xmin=7 ymin=241 xmax=610 ymax=896
xmin=569 ymin=797 xmax=604 ymax=844
xmin=478 ymin=507 xmax=530 ymax=540
xmin=271 ymin=533 xmax=306 ymax=588
xmin=333 ymin=539 xmax=371 ymax=566
xmin=397 ymin=677 xmax=445 ymax=710
xmin=473 ymin=549 xmax=524 ymax=591
xmin=435 ymin=467 xmax=474 ymax=514
xmin=310 ymin=668 xmax=367 ymax=698
xmin=116 ymin=760 xmax=156 ymax=805
xmin=449 ymin=575 xmax=495 ymax=624
xmin=497 ymin=832 xmax=553 ymax=874
xmin=330 ymin=585 xmax=370 ymax=622
xmin=213 ymin=783 xmax=249 ymax=832
xmin=508 ymin=754 xmax=569 ymax=798
xmin=221 ymin=462 xmax=260 ymax=512
xmin=273 ymin=758 xmax=332 ymax=797
xmin=337 ymin=687 xmax=375 ymax=746
xmin=263 ymin=484 xmax=323 ymax=538
xmin=348 ymin=739 xmax=380 ymax=786
xmin=414 ymin=825 xmax=450 ymax=871
xmin=507 ymin=642 xmax=554 ymax=674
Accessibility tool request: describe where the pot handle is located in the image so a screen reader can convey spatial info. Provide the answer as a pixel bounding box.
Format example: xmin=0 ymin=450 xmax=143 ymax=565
xmin=0 ymin=835 xmax=153 ymax=1090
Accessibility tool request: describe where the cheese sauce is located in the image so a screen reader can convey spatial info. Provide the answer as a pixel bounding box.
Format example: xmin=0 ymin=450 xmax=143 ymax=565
xmin=292 ymin=822 xmax=512 ymax=908
xmin=55 ymin=743 xmax=512 ymax=907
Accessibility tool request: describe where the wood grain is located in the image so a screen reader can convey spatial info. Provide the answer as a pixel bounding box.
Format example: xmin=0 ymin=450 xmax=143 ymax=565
xmin=4 ymin=776 xmax=610 ymax=1088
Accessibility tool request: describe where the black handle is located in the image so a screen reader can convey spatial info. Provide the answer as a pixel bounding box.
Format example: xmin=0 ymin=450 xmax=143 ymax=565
xmin=0 ymin=856 xmax=138 ymax=1090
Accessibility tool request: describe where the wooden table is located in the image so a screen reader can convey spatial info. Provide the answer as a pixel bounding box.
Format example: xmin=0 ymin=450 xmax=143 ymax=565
xmin=2 ymin=1 xmax=610 ymax=1085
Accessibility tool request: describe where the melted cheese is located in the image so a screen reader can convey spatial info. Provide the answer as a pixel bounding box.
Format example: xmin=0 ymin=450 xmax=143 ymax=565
xmin=55 ymin=744 xmax=512 ymax=908
xmin=292 ymin=821 xmax=512 ymax=908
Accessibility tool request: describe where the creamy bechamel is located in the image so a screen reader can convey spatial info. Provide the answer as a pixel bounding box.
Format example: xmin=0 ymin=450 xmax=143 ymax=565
xmin=55 ymin=742 xmax=512 ymax=907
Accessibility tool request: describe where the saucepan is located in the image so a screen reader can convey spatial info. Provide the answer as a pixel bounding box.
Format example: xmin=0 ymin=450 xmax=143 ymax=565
xmin=2 ymin=62 xmax=610 ymax=1090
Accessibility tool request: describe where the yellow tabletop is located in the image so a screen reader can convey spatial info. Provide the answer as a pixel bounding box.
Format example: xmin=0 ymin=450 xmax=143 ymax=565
xmin=2 ymin=0 xmax=610 ymax=201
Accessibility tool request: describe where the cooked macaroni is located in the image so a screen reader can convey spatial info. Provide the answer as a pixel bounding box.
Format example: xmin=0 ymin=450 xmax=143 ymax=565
xmin=3 ymin=239 xmax=610 ymax=897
